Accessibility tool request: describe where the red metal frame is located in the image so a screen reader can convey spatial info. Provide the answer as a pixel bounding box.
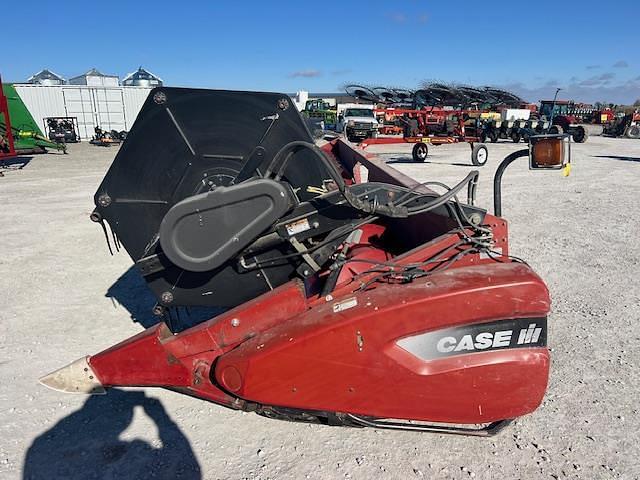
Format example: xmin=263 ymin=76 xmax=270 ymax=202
xmin=0 ymin=75 xmax=16 ymax=159
xmin=360 ymin=135 xmax=479 ymax=148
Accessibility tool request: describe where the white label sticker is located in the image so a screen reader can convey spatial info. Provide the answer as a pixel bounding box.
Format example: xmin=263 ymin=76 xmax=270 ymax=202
xmin=285 ymin=218 xmax=311 ymax=236
xmin=333 ymin=297 xmax=358 ymax=313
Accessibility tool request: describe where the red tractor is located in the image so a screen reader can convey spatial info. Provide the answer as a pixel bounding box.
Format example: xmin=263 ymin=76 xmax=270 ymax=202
xmin=538 ymin=100 xmax=589 ymax=143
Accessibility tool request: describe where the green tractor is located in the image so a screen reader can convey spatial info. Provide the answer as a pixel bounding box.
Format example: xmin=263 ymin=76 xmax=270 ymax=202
xmin=0 ymin=83 xmax=67 ymax=154
xmin=302 ymin=99 xmax=337 ymax=129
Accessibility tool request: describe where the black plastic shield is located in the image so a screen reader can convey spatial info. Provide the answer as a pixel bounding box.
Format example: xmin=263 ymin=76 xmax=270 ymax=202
xmin=93 ymin=88 xmax=329 ymax=308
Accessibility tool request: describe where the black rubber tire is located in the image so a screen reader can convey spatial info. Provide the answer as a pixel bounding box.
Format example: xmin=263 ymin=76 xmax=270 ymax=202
xmin=626 ymin=125 xmax=640 ymax=139
xmin=412 ymin=142 xmax=429 ymax=162
xmin=511 ymin=131 xmax=522 ymax=143
xmin=489 ymin=131 xmax=498 ymax=143
xmin=549 ymin=125 xmax=563 ymax=135
xmin=471 ymin=144 xmax=489 ymax=166
xmin=572 ymin=126 xmax=588 ymax=143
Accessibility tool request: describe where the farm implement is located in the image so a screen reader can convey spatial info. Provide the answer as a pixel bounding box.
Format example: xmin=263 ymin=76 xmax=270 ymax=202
xmin=41 ymin=87 xmax=570 ymax=435
xmin=0 ymin=83 xmax=67 ymax=154
xmin=344 ymin=84 xmax=533 ymax=165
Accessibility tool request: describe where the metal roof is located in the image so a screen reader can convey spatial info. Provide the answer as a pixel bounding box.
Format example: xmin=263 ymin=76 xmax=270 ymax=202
xmin=26 ymin=69 xmax=65 ymax=83
xmin=69 ymin=68 xmax=119 ymax=81
xmin=123 ymin=67 xmax=163 ymax=83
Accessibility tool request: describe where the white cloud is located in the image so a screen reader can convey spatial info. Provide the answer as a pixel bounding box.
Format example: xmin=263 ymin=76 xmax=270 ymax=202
xmin=288 ymin=70 xmax=322 ymax=78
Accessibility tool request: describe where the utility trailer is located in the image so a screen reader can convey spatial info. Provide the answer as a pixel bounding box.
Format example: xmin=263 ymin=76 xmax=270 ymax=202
xmin=41 ymin=87 xmax=571 ymax=436
xmin=361 ymin=134 xmax=489 ymax=166
xmin=366 ymin=107 xmax=489 ymax=165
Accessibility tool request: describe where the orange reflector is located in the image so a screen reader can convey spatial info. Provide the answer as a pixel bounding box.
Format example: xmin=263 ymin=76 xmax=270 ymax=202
xmin=532 ymin=138 xmax=564 ymax=167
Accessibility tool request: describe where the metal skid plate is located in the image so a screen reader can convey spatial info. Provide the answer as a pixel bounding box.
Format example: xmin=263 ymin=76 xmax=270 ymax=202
xmin=39 ymin=356 xmax=105 ymax=394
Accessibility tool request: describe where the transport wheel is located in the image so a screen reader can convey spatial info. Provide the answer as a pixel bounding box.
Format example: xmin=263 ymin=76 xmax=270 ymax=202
xmin=626 ymin=125 xmax=640 ymax=139
xmin=489 ymin=131 xmax=498 ymax=143
xmin=471 ymin=143 xmax=489 ymax=166
xmin=511 ymin=131 xmax=521 ymax=143
xmin=549 ymin=125 xmax=563 ymax=135
xmin=572 ymin=126 xmax=588 ymax=143
xmin=412 ymin=142 xmax=429 ymax=162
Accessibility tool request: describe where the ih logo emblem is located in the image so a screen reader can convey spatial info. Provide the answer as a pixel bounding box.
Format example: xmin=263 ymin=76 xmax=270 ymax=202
xmin=397 ymin=317 xmax=547 ymax=361
xmin=517 ymin=323 xmax=543 ymax=345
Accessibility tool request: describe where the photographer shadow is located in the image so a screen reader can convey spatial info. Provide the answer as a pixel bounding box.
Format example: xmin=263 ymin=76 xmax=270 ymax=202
xmin=23 ymin=389 xmax=201 ymax=480
xmin=0 ymin=156 xmax=33 ymax=171
xmin=105 ymin=266 xmax=223 ymax=332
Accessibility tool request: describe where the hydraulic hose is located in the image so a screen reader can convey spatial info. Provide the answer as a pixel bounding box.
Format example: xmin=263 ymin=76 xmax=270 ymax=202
xmin=493 ymin=149 xmax=528 ymax=217
xmin=265 ymin=141 xmax=481 ymax=220
xmin=402 ymin=170 xmax=480 ymax=215
xmin=266 ymin=141 xmax=346 ymax=194
xmin=264 ymin=140 xmax=385 ymax=215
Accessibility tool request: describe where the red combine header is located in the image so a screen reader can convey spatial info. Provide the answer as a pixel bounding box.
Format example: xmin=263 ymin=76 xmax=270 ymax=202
xmin=41 ymin=88 xmax=571 ymax=435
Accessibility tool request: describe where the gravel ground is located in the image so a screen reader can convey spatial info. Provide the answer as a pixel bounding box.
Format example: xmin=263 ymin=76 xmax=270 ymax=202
xmin=1 ymin=136 xmax=639 ymax=480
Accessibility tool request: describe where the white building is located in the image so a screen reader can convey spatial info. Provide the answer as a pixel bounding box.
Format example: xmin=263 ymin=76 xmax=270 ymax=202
xmin=68 ymin=68 xmax=119 ymax=87
xmin=13 ymin=84 xmax=152 ymax=139
xmin=292 ymin=91 xmax=309 ymax=111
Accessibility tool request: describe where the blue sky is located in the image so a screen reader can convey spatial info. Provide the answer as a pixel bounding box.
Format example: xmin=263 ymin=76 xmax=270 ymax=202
xmin=4 ymin=0 xmax=639 ymax=103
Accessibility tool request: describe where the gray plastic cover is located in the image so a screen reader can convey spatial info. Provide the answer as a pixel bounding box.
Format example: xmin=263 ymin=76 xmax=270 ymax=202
xmin=159 ymin=179 xmax=291 ymax=272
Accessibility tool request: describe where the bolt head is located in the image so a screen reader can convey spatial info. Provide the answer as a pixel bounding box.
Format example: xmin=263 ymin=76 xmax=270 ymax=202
xmin=277 ymin=98 xmax=290 ymax=110
xmin=231 ymin=318 xmax=240 ymax=327
xmin=161 ymin=291 xmax=174 ymax=304
xmin=97 ymin=194 xmax=111 ymax=207
xmin=153 ymin=91 xmax=167 ymax=104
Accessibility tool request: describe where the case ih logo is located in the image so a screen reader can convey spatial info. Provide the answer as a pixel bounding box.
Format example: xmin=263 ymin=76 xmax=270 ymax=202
xmin=397 ymin=317 xmax=547 ymax=361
